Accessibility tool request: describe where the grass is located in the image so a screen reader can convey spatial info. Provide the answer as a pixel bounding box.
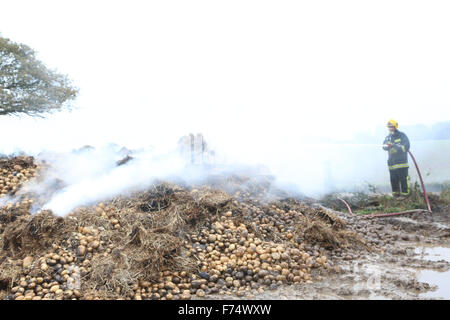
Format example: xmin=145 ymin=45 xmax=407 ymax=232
xmin=353 ymin=183 xmax=429 ymax=215
xmin=440 ymin=186 xmax=450 ymax=203
xmin=321 ymin=182 xmax=450 ymax=215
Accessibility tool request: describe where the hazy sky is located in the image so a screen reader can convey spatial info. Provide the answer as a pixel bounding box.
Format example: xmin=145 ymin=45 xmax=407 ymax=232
xmin=1 ymin=0 xmax=450 ymax=157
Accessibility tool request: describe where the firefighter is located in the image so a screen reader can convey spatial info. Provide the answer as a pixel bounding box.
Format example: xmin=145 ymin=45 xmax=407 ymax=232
xmin=382 ymin=119 xmax=411 ymax=197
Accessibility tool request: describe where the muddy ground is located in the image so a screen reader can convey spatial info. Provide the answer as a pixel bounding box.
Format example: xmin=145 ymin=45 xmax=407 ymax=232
xmin=204 ymin=203 xmax=450 ymax=300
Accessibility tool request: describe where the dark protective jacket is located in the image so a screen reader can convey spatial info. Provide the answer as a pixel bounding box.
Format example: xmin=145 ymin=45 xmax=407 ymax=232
xmin=382 ymin=130 xmax=410 ymax=170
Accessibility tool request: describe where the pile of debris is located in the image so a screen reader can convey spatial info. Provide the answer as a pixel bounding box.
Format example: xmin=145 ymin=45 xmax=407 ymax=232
xmin=0 ymin=156 xmax=367 ymax=300
xmin=0 ymin=156 xmax=40 ymax=197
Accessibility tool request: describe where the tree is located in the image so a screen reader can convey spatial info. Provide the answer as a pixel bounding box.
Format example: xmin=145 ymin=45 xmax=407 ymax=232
xmin=0 ymin=36 xmax=78 ymax=116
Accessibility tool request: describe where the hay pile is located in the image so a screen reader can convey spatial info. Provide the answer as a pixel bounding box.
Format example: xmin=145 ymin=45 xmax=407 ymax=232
xmin=0 ymin=157 xmax=367 ymax=300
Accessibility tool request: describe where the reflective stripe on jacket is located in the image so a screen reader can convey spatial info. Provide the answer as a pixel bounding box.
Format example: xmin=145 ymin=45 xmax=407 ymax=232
xmin=382 ymin=130 xmax=410 ymax=170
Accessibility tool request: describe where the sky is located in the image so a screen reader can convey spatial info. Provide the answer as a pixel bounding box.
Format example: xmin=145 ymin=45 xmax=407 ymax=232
xmin=0 ymin=1 xmax=449 ymax=194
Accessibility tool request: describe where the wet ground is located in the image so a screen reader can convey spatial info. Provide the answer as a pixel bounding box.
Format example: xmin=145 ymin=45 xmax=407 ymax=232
xmin=204 ymin=204 xmax=450 ymax=300
xmin=416 ymin=246 xmax=450 ymax=299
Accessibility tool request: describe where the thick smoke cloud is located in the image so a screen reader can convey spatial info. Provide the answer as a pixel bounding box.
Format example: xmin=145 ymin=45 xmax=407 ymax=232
xmin=1 ymin=124 xmax=448 ymax=217
xmin=6 ymin=145 xmax=194 ymax=215
xmin=1 ymin=1 xmax=449 ymax=215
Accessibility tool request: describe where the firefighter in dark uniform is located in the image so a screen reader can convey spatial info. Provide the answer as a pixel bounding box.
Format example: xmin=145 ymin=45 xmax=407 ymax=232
xmin=382 ymin=119 xmax=410 ymax=197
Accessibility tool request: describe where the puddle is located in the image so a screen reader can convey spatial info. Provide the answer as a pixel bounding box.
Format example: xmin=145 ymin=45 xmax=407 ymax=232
xmin=418 ymin=269 xmax=450 ymax=299
xmin=431 ymin=221 xmax=449 ymax=230
xmin=414 ymin=246 xmax=450 ymax=262
xmin=415 ymin=247 xmax=450 ymax=299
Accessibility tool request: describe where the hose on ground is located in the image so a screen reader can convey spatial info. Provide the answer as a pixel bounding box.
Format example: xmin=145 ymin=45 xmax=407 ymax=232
xmin=338 ymin=150 xmax=432 ymax=218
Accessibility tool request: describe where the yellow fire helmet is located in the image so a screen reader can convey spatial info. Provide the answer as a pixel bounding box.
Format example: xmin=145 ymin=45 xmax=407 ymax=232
xmin=387 ymin=119 xmax=398 ymax=129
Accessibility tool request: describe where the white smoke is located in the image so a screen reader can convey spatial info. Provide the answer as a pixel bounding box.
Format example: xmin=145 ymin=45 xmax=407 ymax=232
xmin=1 ymin=1 xmax=449 ymax=213
xmin=19 ymin=145 xmax=193 ymax=215
xmin=2 ymin=126 xmax=449 ymax=217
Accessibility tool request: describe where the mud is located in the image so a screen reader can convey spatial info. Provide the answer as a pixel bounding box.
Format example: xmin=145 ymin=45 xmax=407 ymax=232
xmin=203 ymin=205 xmax=450 ymax=300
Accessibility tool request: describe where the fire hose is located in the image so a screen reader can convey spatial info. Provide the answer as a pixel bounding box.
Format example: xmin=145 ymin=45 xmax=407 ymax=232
xmin=408 ymin=150 xmax=432 ymax=214
xmin=337 ymin=197 xmax=353 ymax=215
xmin=338 ymin=150 xmax=432 ymax=218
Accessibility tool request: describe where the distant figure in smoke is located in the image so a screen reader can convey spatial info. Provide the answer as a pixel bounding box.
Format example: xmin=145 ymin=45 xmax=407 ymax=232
xmin=382 ymin=119 xmax=410 ymax=198
xmin=177 ymin=133 xmax=215 ymax=166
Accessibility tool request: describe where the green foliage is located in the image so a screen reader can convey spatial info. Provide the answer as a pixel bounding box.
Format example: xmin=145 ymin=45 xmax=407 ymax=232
xmin=352 ymin=182 xmax=426 ymax=215
xmin=440 ymin=185 xmax=450 ymax=204
xmin=0 ymin=36 xmax=78 ymax=116
xmin=320 ymin=181 xmax=444 ymax=215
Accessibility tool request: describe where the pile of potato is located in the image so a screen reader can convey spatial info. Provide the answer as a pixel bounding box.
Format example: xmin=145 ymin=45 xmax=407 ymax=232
xmin=126 ymin=211 xmax=329 ymax=300
xmin=0 ymin=161 xmax=41 ymax=198
xmin=3 ymin=197 xmax=333 ymax=301
xmin=6 ymin=226 xmax=106 ymax=300
xmin=0 ymin=157 xmax=342 ymax=300
xmin=1 ymin=198 xmax=34 ymax=210
xmin=9 ymin=244 xmax=81 ymax=300
xmin=94 ymin=203 xmax=122 ymax=230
